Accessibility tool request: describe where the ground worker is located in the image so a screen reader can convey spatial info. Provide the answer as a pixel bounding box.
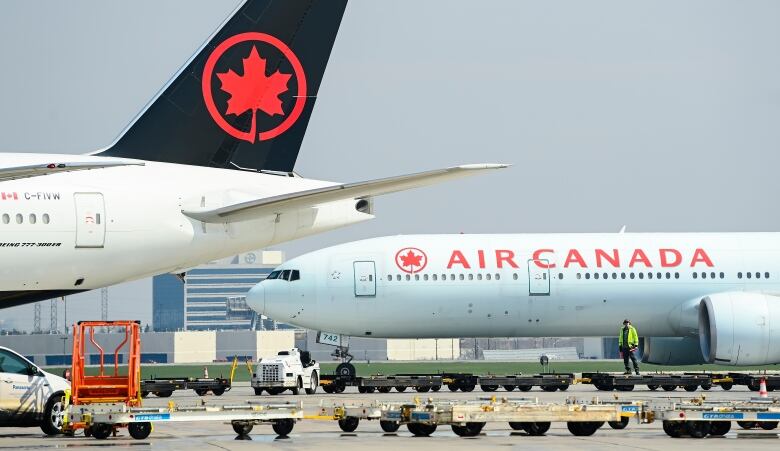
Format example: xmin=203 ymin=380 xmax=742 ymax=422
xmin=618 ymin=319 xmax=640 ymax=375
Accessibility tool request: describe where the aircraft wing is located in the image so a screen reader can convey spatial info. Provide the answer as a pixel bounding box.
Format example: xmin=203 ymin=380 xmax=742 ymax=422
xmin=182 ymin=164 xmax=509 ymax=223
xmin=0 ymin=160 xmax=144 ymax=182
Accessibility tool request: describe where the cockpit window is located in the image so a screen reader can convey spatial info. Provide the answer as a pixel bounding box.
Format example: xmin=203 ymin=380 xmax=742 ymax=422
xmin=281 ymin=269 xmax=291 ymax=280
xmin=290 ymin=270 xmax=300 ymax=281
xmin=267 ymin=271 xmax=281 ymax=280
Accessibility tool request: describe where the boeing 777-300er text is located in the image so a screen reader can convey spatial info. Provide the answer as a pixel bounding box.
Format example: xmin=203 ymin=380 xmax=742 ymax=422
xmin=0 ymin=0 xmax=505 ymax=308
xmin=249 ymin=234 xmax=780 ymax=367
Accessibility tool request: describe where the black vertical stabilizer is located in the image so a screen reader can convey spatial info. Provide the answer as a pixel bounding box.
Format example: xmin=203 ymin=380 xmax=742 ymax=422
xmin=98 ymin=0 xmax=347 ymax=172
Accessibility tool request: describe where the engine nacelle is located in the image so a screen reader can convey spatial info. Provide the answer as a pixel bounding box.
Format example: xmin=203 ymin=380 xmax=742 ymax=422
xmin=641 ymin=337 xmax=706 ymax=365
xmin=699 ymin=292 xmax=780 ymax=365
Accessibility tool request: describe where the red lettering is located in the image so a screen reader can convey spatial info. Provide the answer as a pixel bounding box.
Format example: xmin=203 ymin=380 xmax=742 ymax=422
xmin=563 ymin=249 xmax=587 ymax=268
xmin=477 ymin=250 xmax=486 ymax=269
xmin=690 ymin=248 xmax=714 ymax=267
xmin=532 ymin=249 xmax=556 ymax=269
xmin=628 ymin=249 xmax=652 ymax=268
xmin=495 ymin=249 xmax=519 ymax=269
xmin=659 ymin=248 xmax=682 ymax=267
xmin=447 ymin=250 xmax=471 ymax=269
xmin=595 ymin=249 xmax=620 ymax=268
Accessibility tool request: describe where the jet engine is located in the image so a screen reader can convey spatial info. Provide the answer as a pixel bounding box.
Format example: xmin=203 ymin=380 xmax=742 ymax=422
xmin=699 ymin=292 xmax=780 ymax=365
xmin=641 ymin=337 xmax=706 ymax=365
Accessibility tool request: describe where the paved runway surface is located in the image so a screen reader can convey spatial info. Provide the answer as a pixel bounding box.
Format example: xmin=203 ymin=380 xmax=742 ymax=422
xmin=1 ymin=382 xmax=778 ymax=450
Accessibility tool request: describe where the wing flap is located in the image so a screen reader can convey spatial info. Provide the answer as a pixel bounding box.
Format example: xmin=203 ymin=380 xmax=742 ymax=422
xmin=182 ymin=164 xmax=508 ymax=223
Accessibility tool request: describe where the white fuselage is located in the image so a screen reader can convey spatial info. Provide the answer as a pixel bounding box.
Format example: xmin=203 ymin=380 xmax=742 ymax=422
xmin=0 ymin=153 xmax=370 ymax=300
xmin=250 ymin=234 xmax=780 ymax=338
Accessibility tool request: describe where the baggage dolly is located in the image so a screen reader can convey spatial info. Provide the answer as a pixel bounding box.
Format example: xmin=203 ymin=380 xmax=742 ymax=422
xmin=650 ymin=396 xmax=780 ymax=438
xmin=581 ymin=372 xmax=712 ymax=392
xmin=66 ymin=400 xmax=303 ymax=439
xmin=305 ymin=400 xmax=384 ymax=432
xmin=380 ymin=396 xmax=632 ymax=437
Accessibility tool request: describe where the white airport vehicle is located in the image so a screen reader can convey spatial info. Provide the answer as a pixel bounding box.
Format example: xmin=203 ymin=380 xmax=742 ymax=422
xmin=248 ymin=233 xmax=780 ymax=368
xmin=0 ymin=0 xmax=505 ymax=308
xmin=0 ymin=346 xmax=70 ymax=434
xmin=251 ymin=349 xmax=319 ymax=395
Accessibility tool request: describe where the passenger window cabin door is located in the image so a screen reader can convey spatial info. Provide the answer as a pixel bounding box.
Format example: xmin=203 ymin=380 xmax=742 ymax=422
xmin=0 ymin=350 xmax=47 ymax=424
xmin=527 ymin=259 xmax=550 ymax=296
xmin=74 ymin=192 xmax=106 ymax=248
xmin=353 ymin=261 xmax=376 ymax=297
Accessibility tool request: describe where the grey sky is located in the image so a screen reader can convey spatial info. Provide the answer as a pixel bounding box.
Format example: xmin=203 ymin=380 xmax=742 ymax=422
xmin=1 ymin=0 xmax=779 ymax=331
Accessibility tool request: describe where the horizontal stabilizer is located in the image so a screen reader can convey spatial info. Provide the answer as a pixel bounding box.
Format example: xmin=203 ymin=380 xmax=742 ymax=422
xmin=182 ymin=164 xmax=509 ymax=223
xmin=0 ymin=160 xmax=144 ymax=182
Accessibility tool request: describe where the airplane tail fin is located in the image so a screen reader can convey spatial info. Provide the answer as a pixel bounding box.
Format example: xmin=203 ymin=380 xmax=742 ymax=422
xmin=96 ymin=0 xmax=347 ymax=173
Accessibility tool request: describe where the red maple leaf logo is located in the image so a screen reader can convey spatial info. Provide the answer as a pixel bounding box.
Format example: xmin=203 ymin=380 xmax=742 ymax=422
xmin=399 ymin=251 xmax=423 ymax=268
xmin=395 ymin=247 xmax=428 ymax=273
xmin=216 ymin=46 xmax=291 ymax=143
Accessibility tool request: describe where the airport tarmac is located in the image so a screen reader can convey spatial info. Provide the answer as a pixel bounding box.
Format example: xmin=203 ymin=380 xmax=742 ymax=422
xmin=1 ymin=382 xmax=778 ymax=450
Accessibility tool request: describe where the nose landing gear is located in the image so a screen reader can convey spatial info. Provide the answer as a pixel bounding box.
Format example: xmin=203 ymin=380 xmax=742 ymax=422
xmin=332 ymin=345 xmax=356 ymax=378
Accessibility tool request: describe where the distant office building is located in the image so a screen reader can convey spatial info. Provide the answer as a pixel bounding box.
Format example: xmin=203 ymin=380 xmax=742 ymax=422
xmin=152 ymin=274 xmax=184 ymax=331
xmin=184 ymin=250 xmax=290 ymax=331
xmin=151 ymin=250 xmax=288 ymax=332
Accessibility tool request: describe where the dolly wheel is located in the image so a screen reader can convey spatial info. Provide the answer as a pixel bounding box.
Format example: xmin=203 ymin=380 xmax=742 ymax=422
xmin=232 ymin=421 xmax=254 ymax=436
xmin=407 ymin=423 xmax=437 ymax=437
xmin=508 ymin=422 xmax=527 ymax=431
xmin=338 ymin=417 xmax=360 ymax=433
xmin=451 ymin=422 xmax=484 ymax=437
xmin=272 ymin=419 xmax=295 ymax=437
xmin=380 ymin=421 xmax=400 ymax=433
xmin=608 ymin=417 xmax=629 ymax=430
xmin=567 ymin=421 xmax=601 ymax=436
xmin=91 ymin=423 xmax=113 ymax=440
xmin=524 ymin=422 xmax=551 ymax=436
xmin=662 ymin=420 xmax=684 ymax=438
xmin=128 ymin=422 xmax=153 ymax=440
xmin=685 ymin=421 xmax=711 ymax=439
xmin=709 ymin=421 xmax=731 ymax=436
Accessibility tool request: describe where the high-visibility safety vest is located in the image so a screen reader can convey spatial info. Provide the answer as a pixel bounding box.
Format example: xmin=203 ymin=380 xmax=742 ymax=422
xmin=618 ymin=325 xmax=639 ymax=348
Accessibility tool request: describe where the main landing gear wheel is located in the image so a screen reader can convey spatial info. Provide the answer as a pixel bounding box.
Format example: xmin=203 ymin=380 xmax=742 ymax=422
xmin=128 ymin=422 xmax=153 ymax=440
xmin=336 ymin=363 xmax=356 ymax=378
xmin=272 ymin=419 xmax=295 ymax=437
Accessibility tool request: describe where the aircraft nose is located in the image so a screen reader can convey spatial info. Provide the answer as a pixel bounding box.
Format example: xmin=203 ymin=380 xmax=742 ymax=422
xmin=246 ymin=282 xmax=265 ymax=315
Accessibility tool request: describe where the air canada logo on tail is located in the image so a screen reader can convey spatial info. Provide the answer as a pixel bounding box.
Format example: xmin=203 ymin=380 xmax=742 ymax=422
xmin=202 ymin=32 xmax=307 ymax=143
xmin=395 ymin=247 xmax=428 ymax=274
